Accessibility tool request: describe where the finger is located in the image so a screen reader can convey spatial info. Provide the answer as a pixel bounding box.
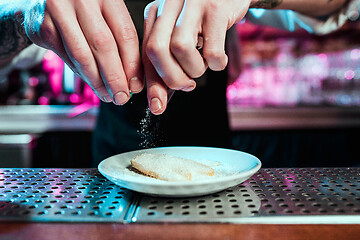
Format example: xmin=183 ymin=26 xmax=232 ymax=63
xmin=37 ymin=13 xmax=81 ymax=76
xmin=143 ymin=1 xmax=167 ymax=115
xmin=47 ymin=1 xmax=111 ymax=102
xmin=39 ymin=14 xmax=109 ymax=103
xmin=144 ymin=56 xmax=168 ymax=115
xmin=202 ymin=6 xmax=228 ymax=71
xmin=103 ymin=0 xmax=144 ymax=94
xmin=37 ymin=11 xmax=107 ymax=100
xmin=76 ymin=1 xmax=130 ymax=105
xmin=145 ymin=0 xmax=196 ymax=91
xmin=170 ymin=0 xmax=207 ymax=78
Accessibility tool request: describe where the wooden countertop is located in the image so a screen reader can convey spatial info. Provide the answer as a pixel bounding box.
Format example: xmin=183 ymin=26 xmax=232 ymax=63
xmin=0 ymin=223 xmax=359 ymax=240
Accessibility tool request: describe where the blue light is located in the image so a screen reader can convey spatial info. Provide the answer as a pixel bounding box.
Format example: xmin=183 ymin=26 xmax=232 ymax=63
xmin=248 ymin=9 xmax=266 ymax=18
xmin=63 ymin=64 xmax=75 ymax=93
xmin=157 ymin=0 xmax=166 ymax=18
xmin=288 ymin=11 xmax=314 ymax=33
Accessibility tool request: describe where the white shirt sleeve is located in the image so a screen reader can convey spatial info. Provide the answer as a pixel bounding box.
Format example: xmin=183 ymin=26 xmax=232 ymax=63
xmin=246 ymin=0 xmax=360 ymax=35
xmin=0 ymin=44 xmax=48 ymax=83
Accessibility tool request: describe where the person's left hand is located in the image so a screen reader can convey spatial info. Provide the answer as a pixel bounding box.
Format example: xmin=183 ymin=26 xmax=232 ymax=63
xmin=142 ymin=0 xmax=251 ymax=114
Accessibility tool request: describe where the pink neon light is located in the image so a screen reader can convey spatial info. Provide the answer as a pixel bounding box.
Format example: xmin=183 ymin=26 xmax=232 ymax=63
xmin=317 ymin=53 xmax=327 ymax=60
xmin=69 ymin=94 xmax=80 ymax=104
xmin=42 ymin=51 xmax=63 ymax=96
xmin=351 ymin=49 xmax=360 ymax=60
xmin=345 ymin=70 xmax=355 ymax=80
xmin=28 ymin=76 xmax=39 ymax=87
xmin=83 ymin=84 xmax=100 ymax=105
xmin=68 ymin=102 xmax=93 ymax=118
xmin=38 ymin=96 xmax=49 ymax=105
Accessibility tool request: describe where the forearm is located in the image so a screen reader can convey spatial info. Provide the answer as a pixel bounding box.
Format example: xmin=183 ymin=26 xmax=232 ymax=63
xmin=0 ymin=14 xmax=32 ymax=68
xmin=250 ymin=0 xmax=349 ymax=17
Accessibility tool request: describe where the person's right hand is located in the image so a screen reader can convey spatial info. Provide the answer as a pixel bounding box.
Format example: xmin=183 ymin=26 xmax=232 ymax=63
xmin=142 ymin=0 xmax=251 ymax=115
xmin=23 ymin=0 xmax=143 ymax=105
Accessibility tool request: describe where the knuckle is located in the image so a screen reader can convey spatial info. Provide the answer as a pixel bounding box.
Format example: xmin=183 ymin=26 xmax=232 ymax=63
xmin=105 ymin=72 xmax=125 ymax=85
xmin=204 ymin=49 xmax=224 ymax=62
xmin=91 ymin=81 xmax=106 ymax=94
xmin=91 ymin=32 xmax=114 ymax=52
xmin=145 ymin=39 xmax=165 ymax=59
xmin=204 ymin=49 xmax=227 ymax=70
xmin=72 ymin=47 xmax=92 ymax=68
xmin=119 ymin=25 xmax=138 ymax=43
xmin=170 ymin=38 xmax=192 ymax=56
xmin=208 ymin=0 xmax=222 ymax=12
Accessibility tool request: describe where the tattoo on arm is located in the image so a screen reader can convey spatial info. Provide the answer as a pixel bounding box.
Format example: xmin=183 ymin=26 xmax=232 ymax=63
xmin=0 ymin=16 xmax=32 ymax=65
xmin=250 ymin=0 xmax=284 ymax=9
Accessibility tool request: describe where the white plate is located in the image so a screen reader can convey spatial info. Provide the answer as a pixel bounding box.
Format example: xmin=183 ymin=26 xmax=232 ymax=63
xmin=98 ymin=146 xmax=261 ymax=197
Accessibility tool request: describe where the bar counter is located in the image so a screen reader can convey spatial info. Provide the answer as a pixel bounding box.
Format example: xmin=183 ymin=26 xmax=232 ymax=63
xmin=0 ymin=168 xmax=360 ymax=239
xmin=2 ymin=105 xmax=360 ymax=134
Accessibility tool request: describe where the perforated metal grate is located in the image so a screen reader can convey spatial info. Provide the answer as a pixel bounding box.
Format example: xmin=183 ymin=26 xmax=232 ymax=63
xmin=245 ymin=168 xmax=360 ymax=216
xmin=0 ymin=169 xmax=134 ymax=222
xmin=0 ymin=168 xmax=360 ymax=223
xmin=134 ymin=168 xmax=360 ymax=223
xmin=133 ymin=185 xmax=261 ymax=222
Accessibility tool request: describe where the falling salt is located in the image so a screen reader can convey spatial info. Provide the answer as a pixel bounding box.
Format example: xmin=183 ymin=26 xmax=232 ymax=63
xmin=137 ymin=107 xmax=164 ymax=149
xmin=137 ymin=90 xmax=175 ymax=149
xmin=138 ymin=108 xmax=153 ymax=148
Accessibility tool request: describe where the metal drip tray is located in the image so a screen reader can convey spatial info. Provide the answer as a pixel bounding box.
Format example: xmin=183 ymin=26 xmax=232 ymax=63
xmin=0 ymin=168 xmax=360 ymax=223
xmin=0 ymin=169 xmax=134 ymax=222
xmin=133 ymin=185 xmax=260 ymax=222
xmin=135 ymin=168 xmax=360 ymax=223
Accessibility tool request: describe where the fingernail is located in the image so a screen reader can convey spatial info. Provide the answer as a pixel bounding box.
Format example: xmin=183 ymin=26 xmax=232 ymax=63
xmin=182 ymin=81 xmax=196 ymax=92
xmin=150 ymin=98 xmax=162 ymax=113
xmin=129 ymin=77 xmax=143 ymax=93
xmin=102 ymin=96 xmax=112 ymax=103
xmin=182 ymin=85 xmax=196 ymax=92
xmin=114 ymin=91 xmax=129 ymax=105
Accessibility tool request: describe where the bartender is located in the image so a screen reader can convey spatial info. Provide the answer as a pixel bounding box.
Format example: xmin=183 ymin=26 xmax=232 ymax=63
xmin=0 ymin=0 xmax=358 ymax=167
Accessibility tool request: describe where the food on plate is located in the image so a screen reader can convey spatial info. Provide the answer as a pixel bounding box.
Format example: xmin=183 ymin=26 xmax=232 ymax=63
xmin=130 ymin=153 xmax=214 ymax=181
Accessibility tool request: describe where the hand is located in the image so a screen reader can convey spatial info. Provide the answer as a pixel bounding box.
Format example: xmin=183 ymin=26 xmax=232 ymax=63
xmin=143 ymin=0 xmax=251 ymax=114
xmin=23 ymin=0 xmax=143 ymax=105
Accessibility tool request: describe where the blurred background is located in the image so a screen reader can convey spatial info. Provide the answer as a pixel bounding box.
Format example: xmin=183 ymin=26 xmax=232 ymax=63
xmin=1 ymin=17 xmax=360 ymax=168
